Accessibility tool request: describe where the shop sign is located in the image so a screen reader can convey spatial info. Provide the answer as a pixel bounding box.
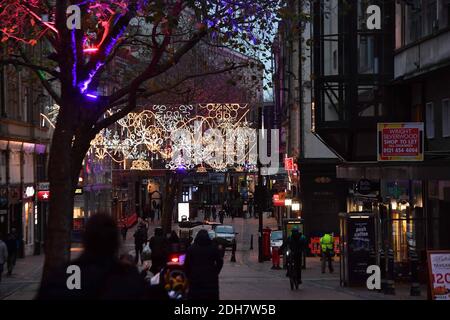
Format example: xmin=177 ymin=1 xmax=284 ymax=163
xmin=377 ymin=123 xmax=424 ymax=161
xmin=75 ymin=188 xmax=83 ymax=195
xmin=37 ymin=191 xmax=50 ymax=201
xmin=284 ymin=157 xmax=294 ymax=171
xmin=427 ymin=250 xmax=450 ymax=300
xmin=38 ymin=182 xmax=50 ymax=191
xmin=346 ymin=215 xmax=375 ymax=286
xmin=315 ymin=176 xmax=332 ymax=184
xmin=272 ymin=193 xmax=285 ymax=207
xmin=23 ymin=186 xmax=35 ymax=199
xmin=355 ymin=179 xmax=373 ymax=195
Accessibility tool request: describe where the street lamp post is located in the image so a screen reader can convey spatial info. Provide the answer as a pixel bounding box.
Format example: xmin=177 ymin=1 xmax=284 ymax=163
xmin=257 ymin=105 xmax=264 ymax=263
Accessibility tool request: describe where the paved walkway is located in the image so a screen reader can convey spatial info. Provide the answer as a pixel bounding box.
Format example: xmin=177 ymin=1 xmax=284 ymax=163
xmin=0 ymin=216 xmax=427 ymax=300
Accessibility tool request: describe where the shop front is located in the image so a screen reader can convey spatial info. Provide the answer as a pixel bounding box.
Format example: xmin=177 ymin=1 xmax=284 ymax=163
xmin=338 ymin=163 xmax=450 ymax=283
xmin=22 ymin=185 xmax=35 ymax=256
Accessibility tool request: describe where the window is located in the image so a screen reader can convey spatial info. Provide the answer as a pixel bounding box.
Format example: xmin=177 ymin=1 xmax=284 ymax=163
xmin=426 ymin=0 xmax=438 ymax=35
xmin=426 ymin=102 xmax=435 ymax=138
xmin=0 ymin=151 xmax=6 ymax=184
xmin=443 ymin=99 xmax=450 ymax=137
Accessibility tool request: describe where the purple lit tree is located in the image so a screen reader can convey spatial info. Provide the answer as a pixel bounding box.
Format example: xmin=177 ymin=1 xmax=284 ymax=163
xmin=0 ymin=0 xmax=283 ymax=282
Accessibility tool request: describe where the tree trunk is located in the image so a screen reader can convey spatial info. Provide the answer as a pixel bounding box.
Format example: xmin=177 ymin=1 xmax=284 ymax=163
xmin=41 ymin=113 xmax=76 ymax=283
xmin=40 ymin=95 xmax=93 ymax=284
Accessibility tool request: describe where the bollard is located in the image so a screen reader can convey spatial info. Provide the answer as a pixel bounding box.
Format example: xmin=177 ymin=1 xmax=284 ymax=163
xmin=384 ymin=248 xmax=396 ymax=295
xmin=250 ymin=234 xmax=253 ymax=250
xmin=409 ymin=248 xmax=421 ymax=296
xmin=231 ymin=242 xmax=237 ymax=262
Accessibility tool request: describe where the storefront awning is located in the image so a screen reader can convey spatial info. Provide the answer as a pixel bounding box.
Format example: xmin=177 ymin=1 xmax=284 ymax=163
xmin=337 ymin=161 xmax=450 ymax=180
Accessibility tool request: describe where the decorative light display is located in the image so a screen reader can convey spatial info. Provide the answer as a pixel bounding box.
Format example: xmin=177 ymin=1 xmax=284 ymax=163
xmin=44 ymin=103 xmax=256 ymax=172
xmin=89 ymin=103 xmax=256 ymax=172
xmin=130 ymin=159 xmax=151 ymax=171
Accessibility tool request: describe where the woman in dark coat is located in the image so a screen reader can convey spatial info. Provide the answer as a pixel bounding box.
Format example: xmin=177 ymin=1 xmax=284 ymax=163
xmin=184 ymin=229 xmax=223 ymax=300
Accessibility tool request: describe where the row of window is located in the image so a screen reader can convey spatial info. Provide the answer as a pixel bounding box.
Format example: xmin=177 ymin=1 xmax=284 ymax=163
xmin=396 ymin=0 xmax=450 ymax=49
xmin=425 ymin=99 xmax=450 ymax=138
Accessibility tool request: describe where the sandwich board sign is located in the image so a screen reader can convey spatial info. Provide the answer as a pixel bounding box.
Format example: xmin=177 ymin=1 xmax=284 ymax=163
xmin=427 ymin=250 xmax=450 ymax=300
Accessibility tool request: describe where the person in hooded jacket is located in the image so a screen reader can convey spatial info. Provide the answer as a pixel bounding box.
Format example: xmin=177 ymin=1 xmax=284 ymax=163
xmin=281 ymin=229 xmax=307 ymax=284
xmin=184 ymin=229 xmax=223 ymax=300
xmin=36 ymin=214 xmax=148 ymax=300
xmin=149 ymin=227 xmax=168 ymax=274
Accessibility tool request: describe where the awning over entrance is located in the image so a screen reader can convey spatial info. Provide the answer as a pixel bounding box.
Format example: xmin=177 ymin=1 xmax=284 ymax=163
xmin=337 ymin=161 xmax=450 ymax=180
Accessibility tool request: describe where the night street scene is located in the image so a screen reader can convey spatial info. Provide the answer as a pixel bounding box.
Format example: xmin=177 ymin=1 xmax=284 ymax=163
xmin=0 ymin=0 xmax=450 ymax=312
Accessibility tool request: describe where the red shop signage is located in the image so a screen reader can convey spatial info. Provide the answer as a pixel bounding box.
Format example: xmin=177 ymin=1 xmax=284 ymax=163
xmin=377 ymin=123 xmax=424 ymax=161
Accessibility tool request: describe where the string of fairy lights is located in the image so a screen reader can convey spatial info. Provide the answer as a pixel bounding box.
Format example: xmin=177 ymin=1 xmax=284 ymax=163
xmin=42 ymin=103 xmax=258 ymax=172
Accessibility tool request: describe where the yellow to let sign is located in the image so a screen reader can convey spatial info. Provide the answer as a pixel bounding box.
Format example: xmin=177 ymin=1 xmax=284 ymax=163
xmin=377 ymin=123 xmax=424 ymax=162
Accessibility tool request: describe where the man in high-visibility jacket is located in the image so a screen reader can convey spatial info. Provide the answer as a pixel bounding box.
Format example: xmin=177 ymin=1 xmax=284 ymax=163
xmin=320 ymin=233 xmax=334 ymax=273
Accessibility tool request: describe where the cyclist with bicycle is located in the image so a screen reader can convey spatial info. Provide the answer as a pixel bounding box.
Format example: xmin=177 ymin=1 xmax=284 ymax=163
xmin=281 ymin=229 xmax=307 ymax=289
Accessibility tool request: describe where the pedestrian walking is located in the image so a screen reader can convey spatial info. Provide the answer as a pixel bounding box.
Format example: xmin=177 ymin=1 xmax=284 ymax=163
xmin=320 ymin=232 xmax=335 ymax=273
xmin=5 ymin=228 xmax=18 ymax=276
xmin=37 ymin=214 xmax=147 ymax=300
xmin=149 ymin=227 xmax=168 ymax=275
xmin=156 ymin=203 xmax=161 ymax=221
xmin=0 ymin=235 xmax=8 ymax=283
xmin=281 ymin=229 xmax=307 ymax=284
xmin=120 ymin=220 xmax=128 ymax=242
xmin=184 ymin=230 xmax=224 ymax=300
xmin=134 ymin=222 xmax=148 ymax=265
xmin=149 ymin=209 xmax=155 ymax=224
xmin=205 ymin=205 xmax=211 ymax=221
xmin=212 ymin=205 xmax=217 ymax=221
xmin=218 ymin=209 xmax=225 ymax=224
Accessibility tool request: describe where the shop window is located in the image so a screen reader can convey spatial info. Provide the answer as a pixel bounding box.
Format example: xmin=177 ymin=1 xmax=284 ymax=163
xmin=358 ymin=35 xmax=378 ymax=74
xmin=426 ymin=102 xmax=435 ymax=138
xmin=425 ymin=0 xmax=438 ymax=35
xmin=357 ymin=86 xmax=385 ymax=118
xmin=321 ymin=0 xmax=340 ymax=76
xmin=24 ymin=201 xmax=33 ymax=245
xmin=406 ymin=2 xmax=422 ymax=44
xmin=321 ymin=82 xmax=346 ymax=122
xmin=23 ymin=153 xmax=34 ymax=184
xmin=442 ymin=99 xmax=450 ymax=137
xmin=0 ymin=151 xmax=6 ymax=184
xmin=8 ymin=152 xmax=21 ymax=184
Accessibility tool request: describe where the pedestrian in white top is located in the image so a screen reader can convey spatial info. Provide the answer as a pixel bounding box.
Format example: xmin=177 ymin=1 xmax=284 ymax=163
xmin=0 ymin=237 xmax=8 ymax=283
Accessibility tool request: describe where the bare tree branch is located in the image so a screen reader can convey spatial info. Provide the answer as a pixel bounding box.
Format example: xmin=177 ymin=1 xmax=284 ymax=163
xmin=0 ymin=58 xmax=60 ymax=78
xmin=94 ymin=62 xmax=247 ymax=132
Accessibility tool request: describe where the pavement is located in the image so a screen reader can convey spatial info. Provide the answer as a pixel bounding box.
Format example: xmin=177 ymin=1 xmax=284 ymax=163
xmin=0 ymin=215 xmax=427 ymax=300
